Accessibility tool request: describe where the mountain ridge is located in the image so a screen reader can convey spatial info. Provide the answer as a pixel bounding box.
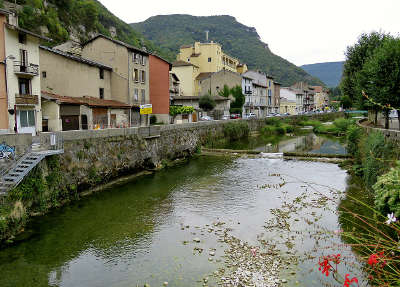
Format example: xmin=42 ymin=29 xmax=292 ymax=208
xmin=131 ymin=14 xmax=324 ymax=86
xmin=301 ymin=61 xmax=344 ymax=87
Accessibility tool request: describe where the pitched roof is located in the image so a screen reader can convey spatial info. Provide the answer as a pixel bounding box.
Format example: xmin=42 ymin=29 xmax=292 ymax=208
xmin=311 ymin=86 xmax=324 ymax=93
xmin=196 ymin=72 xmax=213 ymax=81
xmin=83 ymin=34 xmax=148 ymax=55
xmin=40 ymin=46 xmax=112 ymax=70
xmin=172 ymin=60 xmax=199 ymax=68
xmin=6 ymin=23 xmax=52 ymax=42
xmin=41 ymin=91 xmax=131 ymax=108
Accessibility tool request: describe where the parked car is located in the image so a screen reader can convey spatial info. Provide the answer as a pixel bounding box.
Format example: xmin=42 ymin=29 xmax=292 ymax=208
xmin=221 ymin=115 xmax=230 ymax=120
xmin=230 ymin=114 xmax=241 ymax=119
xmin=200 ymin=115 xmax=213 ymax=121
xmin=244 ymin=113 xmax=257 ymax=119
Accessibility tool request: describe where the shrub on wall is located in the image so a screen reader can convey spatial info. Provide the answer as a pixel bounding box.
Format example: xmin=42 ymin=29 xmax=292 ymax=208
xmin=169 ymin=106 xmax=194 ymax=116
xmin=223 ymin=122 xmax=249 ymax=141
xmin=374 ymin=162 xmax=400 ymax=217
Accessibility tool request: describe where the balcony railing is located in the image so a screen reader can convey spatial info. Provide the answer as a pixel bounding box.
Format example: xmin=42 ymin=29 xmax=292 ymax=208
xmin=15 ymin=94 xmax=39 ymax=105
xmin=14 ymin=61 xmax=39 ymax=77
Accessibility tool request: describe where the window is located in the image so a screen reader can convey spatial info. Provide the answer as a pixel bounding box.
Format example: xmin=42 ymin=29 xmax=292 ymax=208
xmin=20 ymin=49 xmax=28 ymax=67
xmin=133 ymin=53 xmax=139 ymax=63
xmin=141 ymin=56 xmax=146 ymax=65
xmin=99 ymin=68 xmax=104 ymax=79
xmin=18 ymin=78 xmax=30 ymax=95
xmin=99 ymin=88 xmax=104 ymax=99
xmin=141 ymin=71 xmax=146 ymax=83
xmin=139 ymin=70 xmax=142 ymax=83
xmin=18 ymin=33 xmax=26 ymax=44
xmin=134 ymin=88 xmax=139 ymax=101
xmin=141 ymin=89 xmax=145 ymax=103
xmin=208 ymin=57 xmax=212 ymax=62
xmin=20 ymin=110 xmax=35 ymax=127
xmin=187 ymin=58 xmax=190 ymax=62
xmin=42 ymin=71 xmax=47 ymax=78
xmin=134 ymin=69 xmax=139 ymax=82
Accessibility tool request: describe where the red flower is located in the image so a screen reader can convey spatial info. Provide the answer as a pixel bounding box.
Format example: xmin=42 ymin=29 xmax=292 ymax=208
xmin=333 ymin=254 xmax=341 ymax=264
xmin=368 ymin=252 xmax=385 ymax=267
xmin=343 ymin=274 xmax=358 ymax=287
xmin=318 ymin=257 xmax=332 ymax=277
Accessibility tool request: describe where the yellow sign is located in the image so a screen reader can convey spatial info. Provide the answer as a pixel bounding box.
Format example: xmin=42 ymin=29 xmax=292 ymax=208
xmin=140 ymin=104 xmax=152 ymax=115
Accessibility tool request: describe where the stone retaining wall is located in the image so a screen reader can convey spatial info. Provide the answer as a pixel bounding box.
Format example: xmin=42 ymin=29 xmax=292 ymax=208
xmin=357 ymin=119 xmax=400 ymax=142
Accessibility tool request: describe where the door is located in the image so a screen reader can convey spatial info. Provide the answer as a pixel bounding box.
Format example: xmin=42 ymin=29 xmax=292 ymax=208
xmin=61 ymin=115 xmax=79 ymax=131
xmin=17 ymin=110 xmax=36 ymax=135
xmin=81 ymin=115 xmax=88 ymax=130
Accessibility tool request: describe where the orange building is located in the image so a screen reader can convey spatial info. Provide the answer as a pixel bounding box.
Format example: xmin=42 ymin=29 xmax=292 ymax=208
xmin=149 ymin=54 xmax=171 ymax=124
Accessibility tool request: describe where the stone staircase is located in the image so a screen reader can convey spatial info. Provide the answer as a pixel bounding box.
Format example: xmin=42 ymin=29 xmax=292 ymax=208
xmin=0 ymin=138 xmax=64 ymax=196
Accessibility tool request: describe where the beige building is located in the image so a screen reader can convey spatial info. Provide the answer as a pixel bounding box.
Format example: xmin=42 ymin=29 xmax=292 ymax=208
xmin=177 ymin=41 xmax=240 ymax=74
xmin=280 ymin=97 xmax=297 ymax=115
xmin=39 ymin=46 xmax=131 ymax=131
xmin=171 ymin=60 xmax=199 ymax=97
xmin=312 ymin=86 xmax=330 ymax=110
xmin=197 ymin=69 xmax=242 ymax=97
xmin=82 ymin=34 xmax=150 ymax=126
xmin=273 ymin=82 xmax=281 ymax=114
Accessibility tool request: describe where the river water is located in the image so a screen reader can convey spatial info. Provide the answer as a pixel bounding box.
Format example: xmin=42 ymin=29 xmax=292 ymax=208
xmin=0 ymin=134 xmax=367 ymax=287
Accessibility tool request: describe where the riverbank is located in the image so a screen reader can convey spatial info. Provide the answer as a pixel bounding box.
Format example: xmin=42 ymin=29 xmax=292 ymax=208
xmin=0 ymin=112 xmax=344 ymax=247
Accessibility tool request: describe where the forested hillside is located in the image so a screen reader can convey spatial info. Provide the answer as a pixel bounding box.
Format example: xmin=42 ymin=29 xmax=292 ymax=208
xmin=0 ymin=0 xmax=167 ymax=57
xmin=131 ymin=14 xmax=324 ymax=86
xmin=301 ymin=61 xmax=344 ymax=87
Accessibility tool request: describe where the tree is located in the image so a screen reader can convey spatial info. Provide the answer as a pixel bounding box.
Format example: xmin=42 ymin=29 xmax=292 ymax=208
xmin=218 ymin=84 xmax=231 ymax=98
xmin=358 ymin=38 xmax=400 ymax=129
xmin=199 ymin=94 xmax=216 ymax=112
xmin=341 ymin=32 xmax=392 ymax=113
xmin=230 ymin=85 xmax=245 ymax=114
xmin=340 ymin=95 xmax=352 ymax=109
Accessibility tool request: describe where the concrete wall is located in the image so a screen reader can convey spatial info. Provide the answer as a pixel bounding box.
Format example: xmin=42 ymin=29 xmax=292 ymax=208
xmin=40 ymin=48 xmax=112 ymax=100
xmin=82 ymin=37 xmax=129 ymax=104
xmin=171 ymin=65 xmax=198 ymax=97
xmin=198 ymin=69 xmax=242 ymax=97
xmin=42 ymin=100 xmax=61 ymax=131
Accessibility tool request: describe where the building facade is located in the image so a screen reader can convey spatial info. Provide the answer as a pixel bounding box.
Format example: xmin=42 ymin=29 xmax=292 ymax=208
xmin=273 ymin=82 xmax=281 ymax=114
xmin=0 ymin=10 xmax=47 ymax=135
xmin=177 ymin=41 xmax=240 ymax=74
xmin=82 ymin=35 xmax=150 ymax=126
xmin=280 ymin=97 xmax=296 ymax=115
xmin=291 ymin=82 xmax=315 ymax=112
xmin=280 ymin=87 xmax=301 ymax=115
xmin=242 ymin=70 xmax=268 ymax=118
xmin=312 ymin=86 xmax=330 ymax=110
xmin=149 ymin=54 xmax=171 ymax=124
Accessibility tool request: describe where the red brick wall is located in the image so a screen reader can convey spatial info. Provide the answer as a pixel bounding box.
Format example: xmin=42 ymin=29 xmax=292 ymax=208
xmin=149 ymin=55 xmax=170 ymax=115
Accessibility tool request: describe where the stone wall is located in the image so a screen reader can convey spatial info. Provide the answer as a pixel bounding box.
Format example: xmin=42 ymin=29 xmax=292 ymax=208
xmin=358 ymin=119 xmax=400 ymax=142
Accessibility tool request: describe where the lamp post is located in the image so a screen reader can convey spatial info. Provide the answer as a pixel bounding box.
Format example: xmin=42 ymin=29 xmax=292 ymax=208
xmin=2 ymin=55 xmax=15 ymax=132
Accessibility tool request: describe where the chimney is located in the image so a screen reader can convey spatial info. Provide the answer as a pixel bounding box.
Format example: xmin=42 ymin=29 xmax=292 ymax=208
xmin=8 ymin=12 xmax=18 ymax=27
xmin=205 ymin=30 xmax=209 ymax=42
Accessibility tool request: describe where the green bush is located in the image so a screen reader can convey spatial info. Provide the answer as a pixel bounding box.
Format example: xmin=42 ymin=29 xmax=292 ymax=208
xmin=299 ymin=120 xmax=322 ymax=127
xmin=362 ymin=132 xmax=393 ymax=189
xmin=150 ymin=115 xmax=157 ymax=125
xmin=261 ymin=126 xmax=275 ymax=136
xmin=223 ymin=121 xmax=249 ymax=141
xmin=333 ymin=118 xmax=353 ymax=134
xmin=275 ymin=126 xmax=285 ymax=135
xmin=282 ymin=124 xmax=294 ymax=133
xmin=374 ymin=162 xmax=400 ymax=217
xmin=265 ymin=118 xmax=282 ymax=126
xmin=346 ymin=125 xmax=364 ymax=157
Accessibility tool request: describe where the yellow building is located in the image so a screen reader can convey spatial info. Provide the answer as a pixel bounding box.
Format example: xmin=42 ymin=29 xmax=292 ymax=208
xmin=177 ymin=41 xmax=240 ymax=74
xmin=280 ymin=97 xmax=297 ymax=115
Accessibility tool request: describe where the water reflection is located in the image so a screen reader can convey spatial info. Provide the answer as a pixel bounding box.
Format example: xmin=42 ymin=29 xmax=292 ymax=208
xmin=0 ymin=152 xmax=363 ymax=287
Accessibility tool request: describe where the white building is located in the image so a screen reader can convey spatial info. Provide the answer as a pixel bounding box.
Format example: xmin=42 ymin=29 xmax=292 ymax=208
xmin=242 ymin=70 xmax=268 ymax=118
xmin=0 ymin=10 xmax=49 ymax=135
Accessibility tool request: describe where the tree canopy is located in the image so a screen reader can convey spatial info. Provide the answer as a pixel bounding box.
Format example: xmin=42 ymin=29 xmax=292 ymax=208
xmin=199 ymin=94 xmax=216 ymax=112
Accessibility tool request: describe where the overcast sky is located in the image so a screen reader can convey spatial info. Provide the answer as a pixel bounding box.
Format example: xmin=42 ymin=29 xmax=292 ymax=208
xmin=100 ymin=0 xmax=399 ymax=66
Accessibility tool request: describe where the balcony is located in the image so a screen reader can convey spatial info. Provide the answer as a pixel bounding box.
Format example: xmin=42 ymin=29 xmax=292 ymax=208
xmin=15 ymin=94 xmax=39 ymax=105
xmin=14 ymin=61 xmax=39 ymax=77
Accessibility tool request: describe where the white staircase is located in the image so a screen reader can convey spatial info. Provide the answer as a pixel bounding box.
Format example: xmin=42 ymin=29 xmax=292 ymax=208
xmin=0 ymin=139 xmax=63 ymax=196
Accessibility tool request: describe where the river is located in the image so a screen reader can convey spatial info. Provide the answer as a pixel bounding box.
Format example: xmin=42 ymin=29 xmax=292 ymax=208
xmin=0 ymin=133 xmax=367 ymax=287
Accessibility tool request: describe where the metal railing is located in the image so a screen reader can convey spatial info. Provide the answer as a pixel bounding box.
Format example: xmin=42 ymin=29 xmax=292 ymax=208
xmin=13 ymin=61 xmax=39 ymax=76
